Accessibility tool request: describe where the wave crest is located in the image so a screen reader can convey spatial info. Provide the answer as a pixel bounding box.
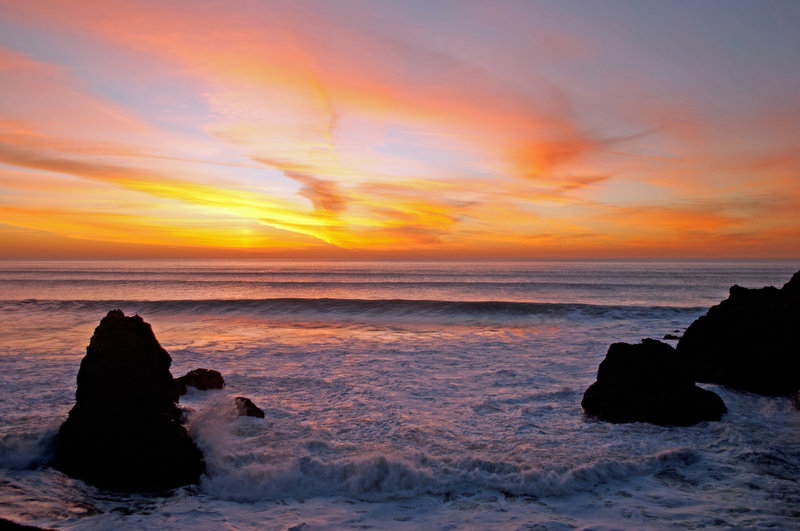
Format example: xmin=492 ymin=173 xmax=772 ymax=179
xmin=198 ymin=447 xmax=700 ymax=502
xmin=3 ymin=298 xmax=702 ymax=325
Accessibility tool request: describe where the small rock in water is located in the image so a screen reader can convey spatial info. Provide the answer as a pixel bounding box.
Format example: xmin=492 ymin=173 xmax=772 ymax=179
xmin=54 ymin=310 xmax=205 ymax=492
xmin=235 ymin=396 xmax=265 ymax=418
xmin=663 ymin=334 xmax=681 ymax=340
xmin=175 ymin=368 xmax=225 ymax=396
xmin=582 ymin=338 xmax=726 ymax=426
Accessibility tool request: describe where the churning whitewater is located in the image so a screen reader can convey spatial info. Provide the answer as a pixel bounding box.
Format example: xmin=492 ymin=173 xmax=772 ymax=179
xmin=1 ymin=260 xmax=799 ymax=529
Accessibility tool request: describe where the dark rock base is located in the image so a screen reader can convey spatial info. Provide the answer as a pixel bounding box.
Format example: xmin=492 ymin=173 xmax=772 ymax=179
xmin=582 ymin=380 xmax=726 ymax=426
xmin=0 ymin=517 xmax=53 ymax=531
xmin=55 ymin=414 xmax=204 ymax=492
xmin=582 ymin=339 xmax=726 ymax=426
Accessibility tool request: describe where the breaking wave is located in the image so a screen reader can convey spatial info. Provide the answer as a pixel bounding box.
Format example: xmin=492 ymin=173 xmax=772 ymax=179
xmin=2 ymin=298 xmax=704 ymax=325
xmin=198 ymin=447 xmax=701 ymax=502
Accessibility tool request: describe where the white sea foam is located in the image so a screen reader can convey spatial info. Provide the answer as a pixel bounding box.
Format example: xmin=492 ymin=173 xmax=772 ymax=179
xmin=1 ymin=260 xmax=798 ymax=529
xmin=0 ymin=427 xmax=57 ymax=470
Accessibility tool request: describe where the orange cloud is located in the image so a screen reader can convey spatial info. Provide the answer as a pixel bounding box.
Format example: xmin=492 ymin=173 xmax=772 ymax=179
xmin=0 ymin=1 xmax=798 ymax=258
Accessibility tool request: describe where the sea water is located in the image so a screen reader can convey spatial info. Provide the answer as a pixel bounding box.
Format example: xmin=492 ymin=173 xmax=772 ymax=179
xmin=0 ymin=260 xmax=798 ymax=530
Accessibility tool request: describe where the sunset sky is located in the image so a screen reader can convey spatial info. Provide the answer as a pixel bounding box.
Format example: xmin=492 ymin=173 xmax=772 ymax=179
xmin=1 ymin=0 xmax=799 ymax=258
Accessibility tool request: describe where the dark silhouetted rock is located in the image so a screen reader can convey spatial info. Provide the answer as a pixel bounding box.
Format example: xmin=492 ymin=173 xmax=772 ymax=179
xmin=235 ymin=396 xmax=265 ymax=418
xmin=677 ymin=270 xmax=800 ymax=396
xmin=175 ymin=368 xmax=225 ymax=396
xmin=54 ymin=310 xmax=204 ymax=492
xmin=0 ymin=517 xmax=53 ymax=530
xmin=663 ymin=334 xmax=681 ymax=340
xmin=582 ymin=339 xmax=726 ymax=426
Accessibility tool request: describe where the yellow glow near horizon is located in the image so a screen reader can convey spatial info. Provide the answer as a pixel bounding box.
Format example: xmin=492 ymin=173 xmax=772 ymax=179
xmin=1 ymin=1 xmax=799 ymax=258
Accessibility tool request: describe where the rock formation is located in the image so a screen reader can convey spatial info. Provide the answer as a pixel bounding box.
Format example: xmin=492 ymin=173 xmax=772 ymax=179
xmin=54 ymin=310 xmax=204 ymax=491
xmin=0 ymin=517 xmax=52 ymax=531
xmin=582 ymin=339 xmax=726 ymax=426
xmin=175 ymin=368 xmax=225 ymax=396
xmin=235 ymin=396 xmax=265 ymax=418
xmin=677 ymin=270 xmax=800 ymax=396
xmin=173 ymin=368 xmax=264 ymax=418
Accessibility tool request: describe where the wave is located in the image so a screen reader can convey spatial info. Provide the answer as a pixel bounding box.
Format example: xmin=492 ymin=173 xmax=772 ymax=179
xmin=185 ymin=398 xmax=702 ymax=502
xmin=198 ymin=446 xmax=701 ymax=502
xmin=0 ymin=419 xmax=701 ymax=504
xmin=0 ymin=429 xmax=56 ymax=470
xmin=0 ymin=278 xmax=691 ymax=290
xmin=1 ymin=298 xmax=704 ymax=324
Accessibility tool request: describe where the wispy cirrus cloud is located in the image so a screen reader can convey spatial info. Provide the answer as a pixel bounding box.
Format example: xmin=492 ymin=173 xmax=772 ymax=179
xmin=0 ymin=1 xmax=798 ymax=257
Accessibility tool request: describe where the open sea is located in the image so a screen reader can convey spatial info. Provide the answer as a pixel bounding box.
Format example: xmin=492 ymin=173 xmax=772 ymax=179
xmin=1 ymin=259 xmax=799 ymax=530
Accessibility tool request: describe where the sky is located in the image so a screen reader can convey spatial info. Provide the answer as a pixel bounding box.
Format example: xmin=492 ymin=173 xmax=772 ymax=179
xmin=1 ymin=0 xmax=799 ymax=259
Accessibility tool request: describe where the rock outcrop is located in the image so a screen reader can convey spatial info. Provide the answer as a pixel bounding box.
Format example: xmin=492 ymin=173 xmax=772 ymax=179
xmin=582 ymin=339 xmax=726 ymax=426
xmin=0 ymin=517 xmax=52 ymax=531
xmin=54 ymin=310 xmax=204 ymax=491
xmin=174 ymin=369 xmax=263 ymax=418
xmin=175 ymin=368 xmax=225 ymax=396
xmin=235 ymin=396 xmax=265 ymax=418
xmin=677 ymin=270 xmax=800 ymax=396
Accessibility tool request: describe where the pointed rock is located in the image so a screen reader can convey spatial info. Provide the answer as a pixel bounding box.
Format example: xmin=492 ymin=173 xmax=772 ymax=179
xmin=235 ymin=396 xmax=265 ymax=418
xmin=54 ymin=310 xmax=204 ymax=491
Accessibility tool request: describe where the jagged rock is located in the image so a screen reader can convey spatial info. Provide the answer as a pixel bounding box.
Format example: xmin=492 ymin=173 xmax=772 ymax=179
xmin=235 ymin=396 xmax=265 ymax=418
xmin=582 ymin=339 xmax=726 ymax=426
xmin=54 ymin=310 xmax=204 ymax=491
xmin=175 ymin=368 xmax=225 ymax=396
xmin=677 ymin=271 xmax=800 ymax=396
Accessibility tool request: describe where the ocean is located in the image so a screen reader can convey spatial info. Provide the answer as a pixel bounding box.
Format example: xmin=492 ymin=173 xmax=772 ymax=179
xmin=1 ymin=259 xmax=798 ymax=530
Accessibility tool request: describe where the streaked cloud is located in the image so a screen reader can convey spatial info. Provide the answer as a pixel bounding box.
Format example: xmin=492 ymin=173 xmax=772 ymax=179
xmin=0 ymin=0 xmax=798 ymax=257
